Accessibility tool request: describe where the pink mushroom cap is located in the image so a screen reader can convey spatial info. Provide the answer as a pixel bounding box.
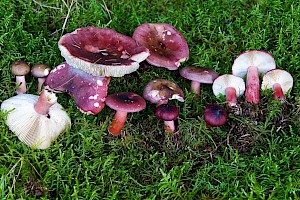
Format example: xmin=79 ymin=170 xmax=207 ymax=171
xmin=132 ymin=23 xmax=189 ymax=70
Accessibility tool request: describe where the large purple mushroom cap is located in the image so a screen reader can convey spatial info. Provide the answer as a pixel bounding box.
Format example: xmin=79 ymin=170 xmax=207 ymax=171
xmin=45 ymin=62 xmax=110 ymax=114
xmin=59 ymin=27 xmax=150 ymax=77
xmin=132 ymin=23 xmax=189 ymax=70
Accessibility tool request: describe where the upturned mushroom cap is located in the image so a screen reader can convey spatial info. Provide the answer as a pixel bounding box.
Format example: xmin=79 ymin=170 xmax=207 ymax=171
xmin=105 ymin=92 xmax=146 ymax=113
xmin=45 ymin=62 xmax=110 ymax=114
xmin=261 ymin=69 xmax=293 ymax=93
xmin=204 ymin=104 xmax=227 ymax=127
xmin=180 ymin=66 xmax=218 ymax=83
xmin=212 ymin=74 xmax=245 ymax=97
xmin=232 ymin=50 xmax=276 ymax=78
xmin=59 ymin=27 xmax=150 ymax=77
xmin=0 ymin=91 xmax=71 ymax=149
xmin=11 ymin=61 xmax=30 ymax=76
xmin=132 ymin=23 xmax=189 ymax=70
xmin=31 ymin=64 xmax=51 ymax=78
xmin=154 ymin=104 xmax=179 ymax=121
xmin=143 ymin=79 xmax=184 ymax=104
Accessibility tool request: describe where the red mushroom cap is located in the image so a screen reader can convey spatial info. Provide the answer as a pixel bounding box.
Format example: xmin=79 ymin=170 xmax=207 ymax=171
xmin=59 ymin=27 xmax=150 ymax=77
xmin=154 ymin=104 xmax=179 ymax=121
xmin=204 ymin=104 xmax=227 ymax=127
xmin=45 ymin=62 xmax=110 ymax=114
xmin=180 ymin=66 xmax=218 ymax=83
xmin=105 ymin=92 xmax=146 ymax=113
xmin=132 ymin=23 xmax=189 ymax=70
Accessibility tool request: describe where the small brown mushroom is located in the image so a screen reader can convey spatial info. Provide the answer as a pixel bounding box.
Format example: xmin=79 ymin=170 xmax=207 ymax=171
xmin=31 ymin=64 xmax=51 ymax=91
xmin=11 ymin=61 xmax=31 ymax=94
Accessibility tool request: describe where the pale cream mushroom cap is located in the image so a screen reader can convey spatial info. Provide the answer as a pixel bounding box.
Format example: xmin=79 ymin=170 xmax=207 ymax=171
xmin=261 ymin=69 xmax=293 ymax=93
xmin=1 ymin=92 xmax=71 ymax=149
xmin=212 ymin=74 xmax=245 ymax=97
xmin=232 ymin=50 xmax=276 ymax=78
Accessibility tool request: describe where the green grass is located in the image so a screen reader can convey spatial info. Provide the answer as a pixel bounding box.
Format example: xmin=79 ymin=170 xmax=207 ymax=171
xmin=0 ymin=0 xmax=300 ymax=199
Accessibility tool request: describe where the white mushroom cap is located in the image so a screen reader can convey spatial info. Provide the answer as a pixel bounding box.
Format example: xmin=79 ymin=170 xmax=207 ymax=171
xmin=261 ymin=69 xmax=293 ymax=93
xmin=1 ymin=93 xmax=71 ymax=149
xmin=232 ymin=50 xmax=276 ymax=77
xmin=212 ymin=74 xmax=245 ymax=97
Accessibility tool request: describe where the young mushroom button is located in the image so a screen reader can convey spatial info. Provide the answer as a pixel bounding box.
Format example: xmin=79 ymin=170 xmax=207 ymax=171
xmin=155 ymin=104 xmax=179 ymax=133
xmin=261 ymin=69 xmax=293 ymax=102
xmin=232 ymin=50 xmax=276 ymax=104
xmin=58 ymin=26 xmax=150 ymax=77
xmin=105 ymin=92 xmax=146 ymax=136
xmin=180 ymin=66 xmax=218 ymax=95
xmin=31 ymin=64 xmax=51 ymax=91
xmin=11 ymin=61 xmax=31 ymax=94
xmin=143 ymin=79 xmax=184 ymax=106
xmin=212 ymin=74 xmax=245 ymax=107
xmin=204 ymin=104 xmax=227 ymax=127
xmin=132 ymin=23 xmax=189 ymax=70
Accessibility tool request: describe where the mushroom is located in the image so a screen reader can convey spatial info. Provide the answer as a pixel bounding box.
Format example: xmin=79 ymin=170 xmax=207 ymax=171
xmin=204 ymin=104 xmax=227 ymax=127
xmin=212 ymin=74 xmax=245 ymax=107
xmin=0 ymin=90 xmax=71 ymax=149
xmin=45 ymin=62 xmax=110 ymax=114
xmin=132 ymin=23 xmax=189 ymax=70
xmin=31 ymin=64 xmax=51 ymax=91
xmin=11 ymin=61 xmax=31 ymax=94
xmin=261 ymin=69 xmax=293 ymax=101
xmin=232 ymin=50 xmax=276 ymax=104
xmin=143 ymin=79 xmax=184 ymax=106
xmin=58 ymin=26 xmax=150 ymax=77
xmin=105 ymin=92 xmax=146 ymax=136
xmin=154 ymin=104 xmax=179 ymax=132
xmin=180 ymin=66 xmax=218 ymax=95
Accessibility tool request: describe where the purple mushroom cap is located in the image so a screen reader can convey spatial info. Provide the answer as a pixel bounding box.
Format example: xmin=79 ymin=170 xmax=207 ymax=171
xmin=143 ymin=79 xmax=184 ymax=105
xmin=132 ymin=23 xmax=189 ymax=70
xmin=180 ymin=66 xmax=218 ymax=83
xmin=154 ymin=104 xmax=179 ymax=121
xmin=204 ymin=104 xmax=227 ymax=127
xmin=59 ymin=27 xmax=150 ymax=77
xmin=45 ymin=62 xmax=110 ymax=114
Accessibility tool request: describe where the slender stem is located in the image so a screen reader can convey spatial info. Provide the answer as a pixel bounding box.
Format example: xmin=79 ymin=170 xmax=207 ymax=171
xmin=245 ymin=66 xmax=260 ymax=104
xmin=164 ymin=120 xmax=175 ymax=133
xmin=37 ymin=78 xmax=46 ymax=92
xmin=108 ymin=111 xmax=128 ymax=136
xmin=15 ymin=76 xmax=27 ymax=94
xmin=34 ymin=90 xmax=57 ymax=115
xmin=273 ymin=83 xmax=285 ymax=101
xmin=190 ymin=81 xmax=201 ymax=95
xmin=225 ymin=87 xmax=237 ymax=107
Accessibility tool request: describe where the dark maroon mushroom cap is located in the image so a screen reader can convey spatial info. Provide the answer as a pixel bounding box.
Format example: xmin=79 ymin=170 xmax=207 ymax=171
xmin=204 ymin=104 xmax=227 ymax=127
xmin=132 ymin=23 xmax=189 ymax=70
xmin=143 ymin=79 xmax=184 ymax=104
xmin=59 ymin=27 xmax=150 ymax=77
xmin=180 ymin=66 xmax=218 ymax=83
xmin=45 ymin=62 xmax=110 ymax=114
xmin=105 ymin=92 xmax=146 ymax=113
xmin=155 ymin=104 xmax=179 ymax=121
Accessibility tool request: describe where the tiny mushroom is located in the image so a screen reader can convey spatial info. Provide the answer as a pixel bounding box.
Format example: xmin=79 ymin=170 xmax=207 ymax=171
xmin=105 ymin=92 xmax=146 ymax=136
xmin=11 ymin=61 xmax=31 ymax=94
xmin=1 ymin=89 xmax=71 ymax=149
xmin=132 ymin=23 xmax=189 ymax=70
xmin=180 ymin=66 xmax=218 ymax=95
xmin=143 ymin=79 xmax=184 ymax=106
xmin=261 ymin=69 xmax=293 ymax=101
xmin=232 ymin=50 xmax=276 ymax=104
xmin=204 ymin=104 xmax=227 ymax=127
xmin=212 ymin=74 xmax=245 ymax=107
xmin=154 ymin=104 xmax=179 ymax=132
xmin=45 ymin=62 xmax=110 ymax=114
xmin=58 ymin=26 xmax=150 ymax=77
xmin=31 ymin=64 xmax=51 ymax=91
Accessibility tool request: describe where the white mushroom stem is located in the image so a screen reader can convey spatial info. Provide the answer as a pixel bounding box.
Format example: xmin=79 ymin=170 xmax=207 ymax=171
xmin=15 ymin=76 xmax=27 ymax=94
xmin=108 ymin=111 xmax=128 ymax=136
xmin=37 ymin=78 xmax=46 ymax=92
xmin=273 ymin=83 xmax=285 ymax=101
xmin=245 ymin=66 xmax=260 ymax=104
xmin=34 ymin=90 xmax=57 ymax=115
xmin=225 ymin=87 xmax=238 ymax=107
xmin=164 ymin=120 xmax=175 ymax=132
xmin=191 ymin=81 xmax=201 ymax=94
